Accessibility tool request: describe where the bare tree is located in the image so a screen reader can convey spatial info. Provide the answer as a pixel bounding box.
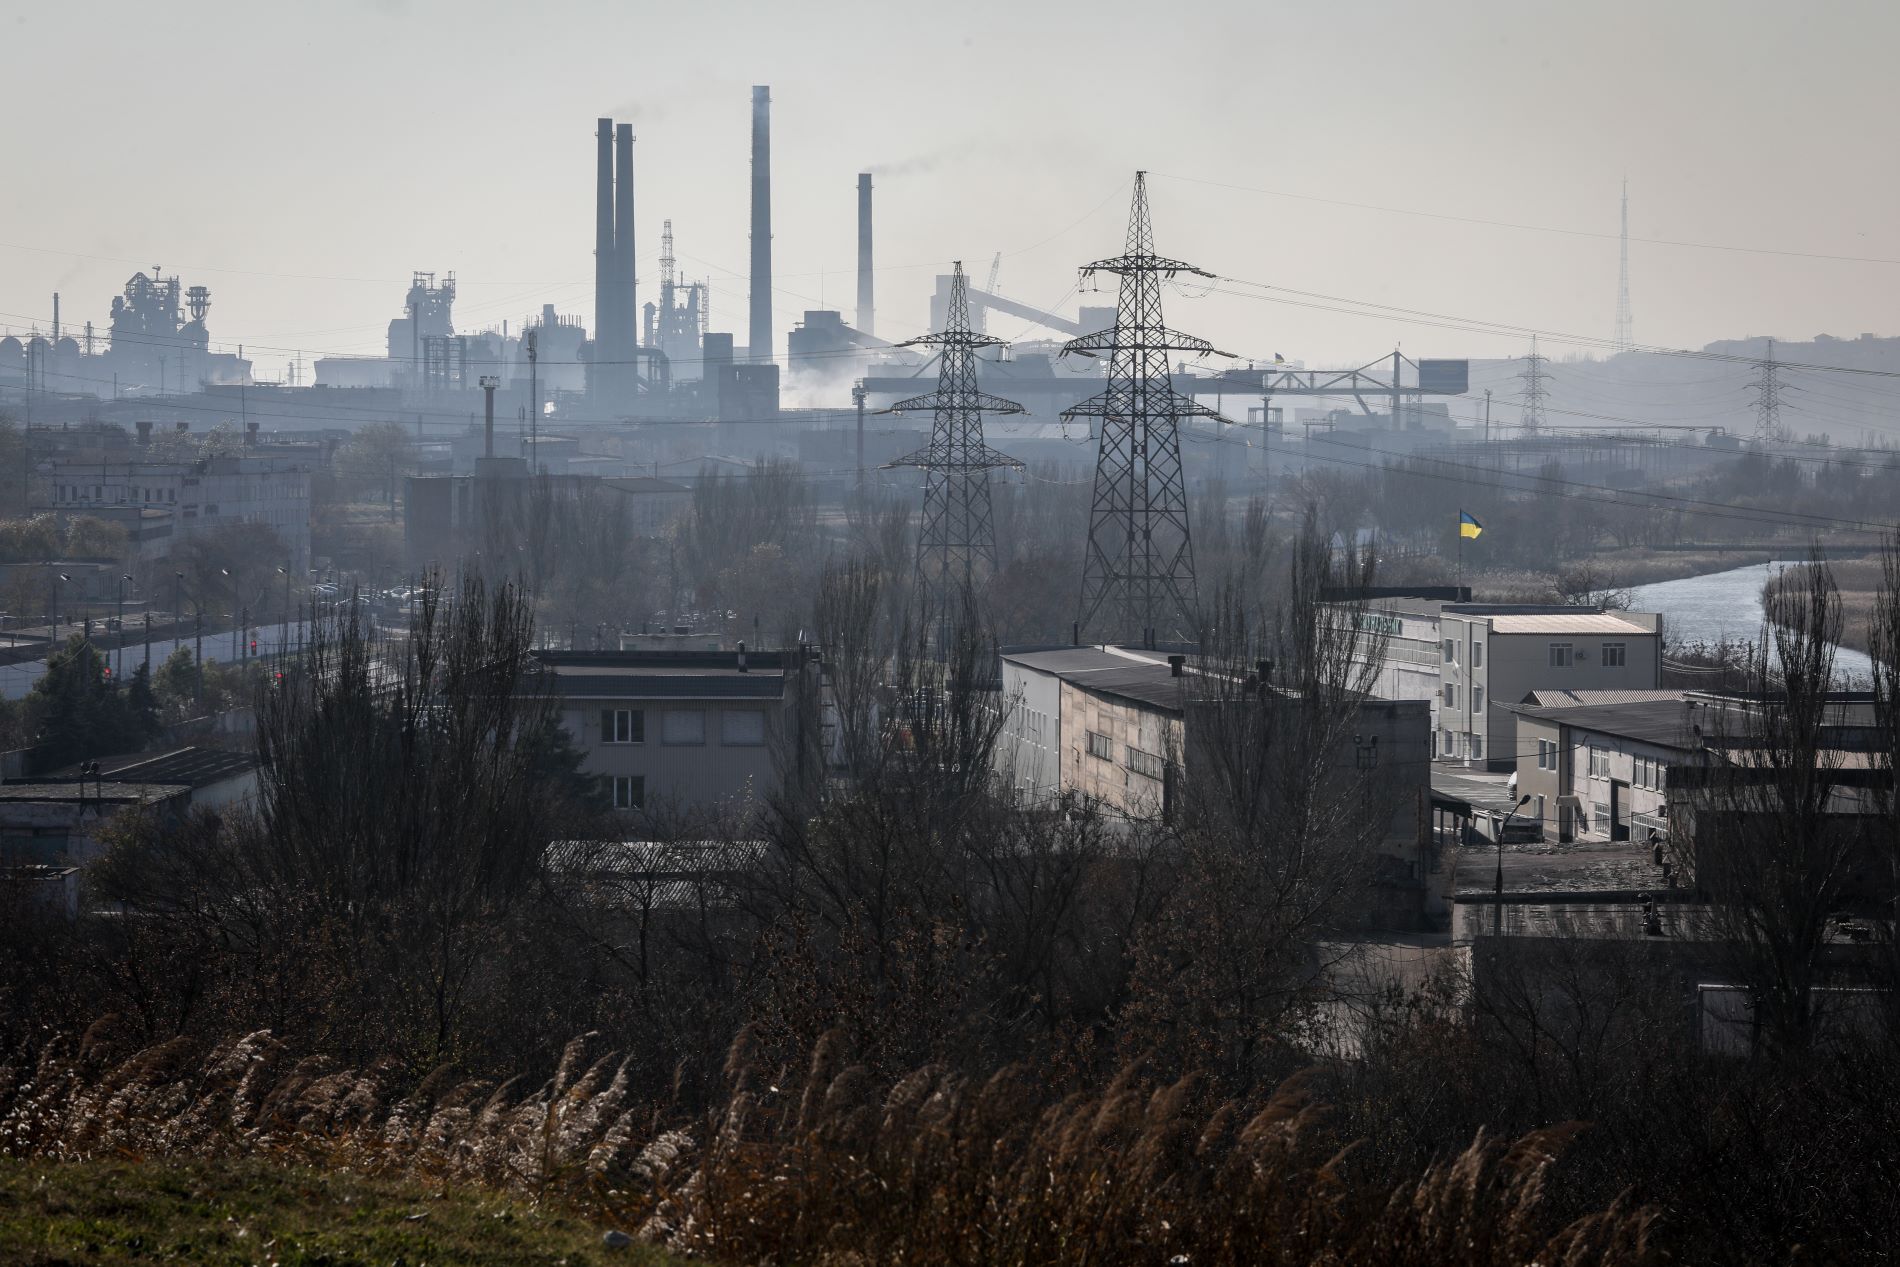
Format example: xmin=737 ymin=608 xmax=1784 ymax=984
xmin=1121 ymin=514 xmax=1401 ymax=1082
xmin=1677 ymin=552 xmax=1884 ymax=1057
xmin=95 ymin=575 xmax=597 ymax=1063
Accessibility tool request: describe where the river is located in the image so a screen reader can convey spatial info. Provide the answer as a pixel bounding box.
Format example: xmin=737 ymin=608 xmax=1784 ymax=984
xmin=1630 ymin=560 xmax=1875 ymax=686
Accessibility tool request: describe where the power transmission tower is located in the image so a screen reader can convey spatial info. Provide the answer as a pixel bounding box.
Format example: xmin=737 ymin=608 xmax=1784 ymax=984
xmin=1066 ymin=173 xmax=1230 ymax=649
xmin=1517 ymin=335 xmax=1550 ymax=436
xmin=1750 ymin=337 xmax=1786 ymax=444
xmin=1614 ymin=178 xmax=1633 ymax=353
xmin=886 ymin=262 xmax=1024 ymax=653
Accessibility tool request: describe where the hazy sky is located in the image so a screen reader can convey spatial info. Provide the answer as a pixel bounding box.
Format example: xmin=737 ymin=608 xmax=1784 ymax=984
xmin=3 ymin=0 xmax=1896 ymax=381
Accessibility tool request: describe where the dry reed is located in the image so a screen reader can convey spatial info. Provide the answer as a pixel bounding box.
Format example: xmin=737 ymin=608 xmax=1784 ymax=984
xmin=0 ymin=1020 xmax=1665 ymax=1266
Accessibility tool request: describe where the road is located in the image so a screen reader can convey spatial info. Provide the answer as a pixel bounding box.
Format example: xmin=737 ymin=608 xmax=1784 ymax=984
xmin=0 ymin=619 xmax=317 ymax=701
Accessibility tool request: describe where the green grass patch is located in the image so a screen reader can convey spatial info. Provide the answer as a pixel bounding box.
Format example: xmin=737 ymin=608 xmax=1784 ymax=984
xmin=0 ymin=1158 xmax=669 ymax=1267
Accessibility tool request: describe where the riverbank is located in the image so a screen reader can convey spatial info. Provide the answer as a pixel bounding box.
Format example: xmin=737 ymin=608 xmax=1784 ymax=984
xmin=1762 ymin=556 xmax=1888 ymax=655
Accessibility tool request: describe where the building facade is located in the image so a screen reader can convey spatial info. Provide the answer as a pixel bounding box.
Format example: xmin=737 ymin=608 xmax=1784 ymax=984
xmin=50 ymin=452 xmax=313 ymax=571
xmin=541 ymin=649 xmax=819 ymax=827
xmin=1342 ymin=598 xmax=1663 ymax=769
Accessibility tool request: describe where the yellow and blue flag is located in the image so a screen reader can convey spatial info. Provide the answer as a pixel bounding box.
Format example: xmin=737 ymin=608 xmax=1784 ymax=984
xmin=1459 ymin=510 xmax=1483 ymax=540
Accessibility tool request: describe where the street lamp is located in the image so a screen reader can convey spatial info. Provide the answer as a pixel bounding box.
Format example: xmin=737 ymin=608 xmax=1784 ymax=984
xmin=48 ymin=567 xmax=70 ymax=646
xmin=1494 ymin=792 xmax=1533 ymax=935
xmin=276 ymin=565 xmax=292 ymax=659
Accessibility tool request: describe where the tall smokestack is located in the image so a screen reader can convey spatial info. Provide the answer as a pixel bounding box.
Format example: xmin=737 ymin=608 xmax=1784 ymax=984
xmin=856 ymin=173 xmax=874 ymax=338
xmin=749 ymin=86 xmax=773 ymax=364
xmin=615 ymin=123 xmax=636 ymax=361
xmin=594 ymin=118 xmax=614 ymax=391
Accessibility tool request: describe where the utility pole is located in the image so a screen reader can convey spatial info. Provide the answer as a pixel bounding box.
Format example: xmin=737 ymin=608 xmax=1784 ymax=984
xmin=884 ymin=264 xmax=1024 ymax=656
xmin=1517 ymin=336 xmax=1549 ymax=437
xmin=1068 ymin=172 xmax=1230 ymax=649
xmin=1750 ymin=337 xmax=1785 ymax=445
xmin=116 ymin=574 xmax=129 ymax=681
xmin=1483 ymin=388 xmax=1492 ymax=443
xmin=527 ymin=328 xmax=539 ymax=474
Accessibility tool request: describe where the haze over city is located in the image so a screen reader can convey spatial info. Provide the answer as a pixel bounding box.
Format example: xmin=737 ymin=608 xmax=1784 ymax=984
xmin=4 ymin=0 xmax=1898 ymax=370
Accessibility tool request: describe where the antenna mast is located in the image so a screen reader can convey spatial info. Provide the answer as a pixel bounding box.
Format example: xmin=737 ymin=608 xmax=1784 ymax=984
xmin=1614 ymin=178 xmax=1633 ymax=353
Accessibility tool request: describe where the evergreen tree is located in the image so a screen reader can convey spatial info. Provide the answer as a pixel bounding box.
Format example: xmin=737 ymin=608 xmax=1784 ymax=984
xmin=25 ymin=636 xmax=152 ymax=769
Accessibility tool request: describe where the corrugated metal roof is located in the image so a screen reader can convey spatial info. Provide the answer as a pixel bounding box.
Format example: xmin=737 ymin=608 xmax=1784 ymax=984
xmin=1525 ymin=689 xmax=1692 ymax=707
xmin=1482 ymin=613 xmax=1654 ymax=635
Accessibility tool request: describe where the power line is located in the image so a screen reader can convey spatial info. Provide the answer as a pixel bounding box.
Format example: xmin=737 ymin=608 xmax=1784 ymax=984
xmin=1150 ymin=170 xmax=1900 ymax=267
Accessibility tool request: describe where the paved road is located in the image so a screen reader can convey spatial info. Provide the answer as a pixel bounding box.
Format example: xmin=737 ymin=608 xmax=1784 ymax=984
xmin=0 ymin=620 xmax=316 ymax=700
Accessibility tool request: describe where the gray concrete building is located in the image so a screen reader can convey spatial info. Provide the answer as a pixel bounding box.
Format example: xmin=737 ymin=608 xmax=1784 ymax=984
xmin=540 ymin=649 xmax=820 ymax=827
xmin=1342 ymin=598 xmax=1663 ymax=770
xmin=50 ymin=451 xmax=314 ymax=571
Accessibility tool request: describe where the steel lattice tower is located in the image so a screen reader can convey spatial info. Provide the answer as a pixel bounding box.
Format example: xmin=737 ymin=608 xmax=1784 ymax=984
xmin=887 ymin=262 xmax=1024 ymax=651
xmin=1518 ymin=335 xmax=1551 ymax=436
xmin=1750 ymin=337 xmax=1786 ymax=444
xmin=1614 ymin=178 xmax=1634 ymax=353
xmin=1065 ymin=172 xmax=1229 ymax=649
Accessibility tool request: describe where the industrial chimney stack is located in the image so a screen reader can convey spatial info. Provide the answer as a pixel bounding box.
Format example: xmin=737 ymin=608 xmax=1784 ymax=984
xmin=856 ymin=173 xmax=874 ymax=338
xmin=614 ymin=122 xmax=636 ymax=366
xmin=749 ymin=86 xmax=773 ymax=364
xmin=595 ymin=118 xmax=614 ymax=392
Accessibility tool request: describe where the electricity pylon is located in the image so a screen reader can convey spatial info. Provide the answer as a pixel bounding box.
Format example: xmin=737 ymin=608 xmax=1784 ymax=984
xmin=1065 ymin=172 xmax=1230 ymax=649
xmin=886 ymin=262 xmax=1024 ymax=653
xmin=1518 ymin=335 xmax=1551 ymax=436
xmin=1750 ymin=337 xmax=1786 ymax=444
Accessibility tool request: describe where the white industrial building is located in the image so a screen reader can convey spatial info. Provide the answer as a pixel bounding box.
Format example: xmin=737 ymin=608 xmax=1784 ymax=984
xmin=1338 ymin=597 xmax=1664 ymax=769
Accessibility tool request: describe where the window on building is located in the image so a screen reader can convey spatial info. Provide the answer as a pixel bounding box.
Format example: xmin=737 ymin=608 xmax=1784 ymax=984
xmin=1442 ymin=683 xmax=1458 ymax=708
xmin=600 ymin=708 xmax=645 ymax=744
xmin=1601 ymin=641 xmax=1627 ymax=668
xmin=1472 ymin=685 xmax=1484 ymax=713
xmin=1126 ymin=746 xmax=1165 ymax=781
xmin=721 ymin=709 xmax=766 ymax=746
xmin=1441 ymin=727 xmax=1454 ymax=755
xmin=662 ymin=709 xmax=706 ymax=745
xmin=1472 ymin=641 xmax=1484 ymax=668
xmin=1655 ymin=764 xmax=1667 ymax=791
xmin=611 ymin=775 xmax=645 ymax=810
xmin=1443 ymin=639 xmax=1457 ymax=664
xmin=1086 ymin=730 xmax=1113 ymax=760
xmin=1471 ymin=735 xmax=1484 ymax=760
xmin=1549 ymin=642 xmax=1574 ymax=668
xmin=1588 ymin=745 xmax=1609 ymax=778
xmin=1534 ymin=793 xmax=1546 ymax=823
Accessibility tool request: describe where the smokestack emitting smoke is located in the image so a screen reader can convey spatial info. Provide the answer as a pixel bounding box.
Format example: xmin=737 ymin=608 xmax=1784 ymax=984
xmin=615 ymin=123 xmax=636 ymax=361
xmin=857 ymin=173 xmax=874 ymax=338
xmin=595 ymin=118 xmax=614 ymax=386
xmin=750 ymin=85 xmax=773 ymax=364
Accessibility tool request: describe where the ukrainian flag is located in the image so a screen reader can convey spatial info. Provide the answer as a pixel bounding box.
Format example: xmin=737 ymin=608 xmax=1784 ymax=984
xmin=1459 ymin=510 xmax=1483 ymax=540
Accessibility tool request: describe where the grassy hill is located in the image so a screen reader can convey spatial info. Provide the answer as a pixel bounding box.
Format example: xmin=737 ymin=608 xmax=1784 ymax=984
xmin=0 ymin=1159 xmax=670 ymax=1267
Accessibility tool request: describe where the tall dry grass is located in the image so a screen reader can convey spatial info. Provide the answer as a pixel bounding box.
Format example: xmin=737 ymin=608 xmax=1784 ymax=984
xmin=0 ymin=1019 xmax=1664 ymax=1266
